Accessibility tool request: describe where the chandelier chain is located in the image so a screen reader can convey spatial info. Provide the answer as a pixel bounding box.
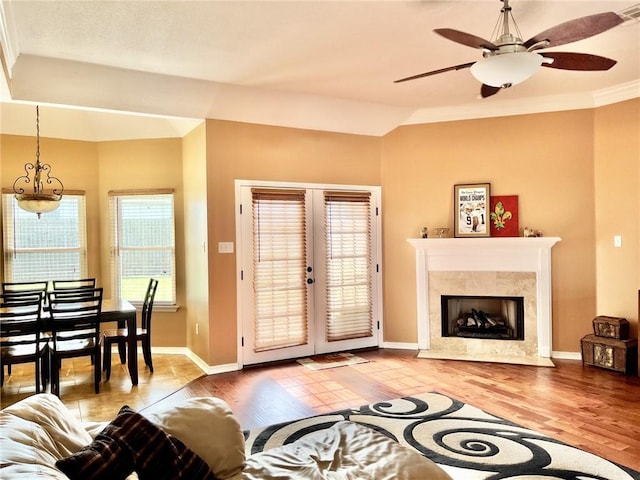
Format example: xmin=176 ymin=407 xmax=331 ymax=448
xmin=35 ymin=105 xmax=40 ymax=166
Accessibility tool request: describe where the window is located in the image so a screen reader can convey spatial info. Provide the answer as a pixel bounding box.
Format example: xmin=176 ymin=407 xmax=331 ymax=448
xmin=2 ymin=192 xmax=87 ymax=283
xmin=109 ymin=190 xmax=176 ymax=305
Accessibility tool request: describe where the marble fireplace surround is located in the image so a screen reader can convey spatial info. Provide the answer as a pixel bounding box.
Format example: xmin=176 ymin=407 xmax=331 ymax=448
xmin=407 ymin=237 xmax=561 ymax=366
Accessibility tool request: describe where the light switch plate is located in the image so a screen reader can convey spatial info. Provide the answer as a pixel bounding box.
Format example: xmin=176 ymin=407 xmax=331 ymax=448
xmin=218 ymin=242 xmax=234 ymax=254
xmin=613 ymin=235 xmax=622 ymax=248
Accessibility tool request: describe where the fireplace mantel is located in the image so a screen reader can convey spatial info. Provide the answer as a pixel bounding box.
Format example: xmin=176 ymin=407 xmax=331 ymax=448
xmin=407 ymin=237 xmax=561 ymax=363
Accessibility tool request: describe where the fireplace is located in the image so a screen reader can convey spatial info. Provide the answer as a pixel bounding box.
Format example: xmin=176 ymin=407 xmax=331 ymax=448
xmin=441 ymin=295 xmax=524 ymax=340
xmin=407 ymin=237 xmax=560 ymax=365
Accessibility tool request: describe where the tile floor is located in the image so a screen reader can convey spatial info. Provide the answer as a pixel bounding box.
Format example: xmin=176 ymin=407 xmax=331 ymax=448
xmin=1 ymin=353 xmax=204 ymax=423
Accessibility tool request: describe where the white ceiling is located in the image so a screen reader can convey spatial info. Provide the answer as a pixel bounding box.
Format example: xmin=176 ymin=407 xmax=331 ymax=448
xmin=1 ymin=0 xmax=639 ymax=140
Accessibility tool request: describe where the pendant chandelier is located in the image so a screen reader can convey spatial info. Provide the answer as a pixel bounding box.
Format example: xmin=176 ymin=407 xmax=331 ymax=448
xmin=12 ymin=105 xmax=64 ymax=218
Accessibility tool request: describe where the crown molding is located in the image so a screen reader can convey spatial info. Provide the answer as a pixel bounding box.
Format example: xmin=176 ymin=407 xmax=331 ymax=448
xmin=401 ymin=81 xmax=640 ymax=127
xmin=593 ymin=80 xmax=640 ymax=107
xmin=0 ymin=1 xmax=18 ymax=74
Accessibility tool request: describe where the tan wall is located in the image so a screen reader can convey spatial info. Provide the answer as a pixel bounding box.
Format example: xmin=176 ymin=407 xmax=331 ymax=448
xmin=182 ymin=123 xmax=210 ymax=361
xmin=2 ymin=99 xmax=638 ymax=366
xmin=594 ymin=99 xmax=640 ymax=347
xmin=204 ymin=119 xmax=382 ymax=365
xmin=97 ymin=139 xmax=186 ymax=347
xmin=1 ymin=135 xmax=101 ymax=280
xmin=381 ymin=110 xmax=598 ymax=353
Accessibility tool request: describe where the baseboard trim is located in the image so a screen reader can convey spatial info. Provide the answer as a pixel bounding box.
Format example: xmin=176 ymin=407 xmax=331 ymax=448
xmin=551 ymin=351 xmax=582 ymax=361
xmin=382 ymin=342 xmax=418 ymax=350
xmin=151 ymin=347 xmax=187 ymax=355
xmin=150 ymin=347 xmax=239 ymax=375
xmin=154 ymin=346 xmax=583 ymax=373
xmin=205 ymin=363 xmax=241 ymax=375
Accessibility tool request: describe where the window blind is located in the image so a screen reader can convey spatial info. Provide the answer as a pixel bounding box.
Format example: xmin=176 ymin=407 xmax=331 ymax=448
xmin=324 ymin=191 xmax=373 ymax=342
xmin=2 ymin=193 xmax=87 ymax=283
xmin=252 ymin=188 xmax=308 ymax=352
xmin=109 ymin=190 xmax=176 ymax=304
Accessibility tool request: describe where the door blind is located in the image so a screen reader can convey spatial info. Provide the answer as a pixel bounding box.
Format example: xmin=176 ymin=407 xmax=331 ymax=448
xmin=324 ymin=191 xmax=373 ymax=342
xmin=252 ymin=188 xmax=308 ymax=352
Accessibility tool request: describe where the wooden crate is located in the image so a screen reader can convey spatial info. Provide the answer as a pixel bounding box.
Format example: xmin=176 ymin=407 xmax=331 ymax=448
xmin=581 ymin=334 xmax=638 ymax=375
xmin=592 ymin=316 xmax=629 ymax=340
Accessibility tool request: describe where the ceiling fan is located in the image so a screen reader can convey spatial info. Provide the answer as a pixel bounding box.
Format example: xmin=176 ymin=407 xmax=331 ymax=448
xmin=395 ymin=0 xmax=624 ymax=98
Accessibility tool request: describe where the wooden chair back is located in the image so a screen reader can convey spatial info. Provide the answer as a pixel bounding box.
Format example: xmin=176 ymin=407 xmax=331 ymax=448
xmin=141 ymin=279 xmax=159 ymax=332
xmin=47 ymin=287 xmax=103 ymax=347
xmin=0 ymin=292 xmax=48 ymax=392
xmin=2 ymin=281 xmax=48 ymax=296
xmin=52 ymin=278 xmax=97 ymax=291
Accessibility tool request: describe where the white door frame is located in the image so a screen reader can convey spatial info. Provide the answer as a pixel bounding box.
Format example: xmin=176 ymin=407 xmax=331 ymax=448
xmin=235 ymin=179 xmax=383 ymax=368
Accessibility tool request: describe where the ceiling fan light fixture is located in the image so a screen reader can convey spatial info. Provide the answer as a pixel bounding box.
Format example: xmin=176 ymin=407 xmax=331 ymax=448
xmin=470 ymin=52 xmax=543 ymax=88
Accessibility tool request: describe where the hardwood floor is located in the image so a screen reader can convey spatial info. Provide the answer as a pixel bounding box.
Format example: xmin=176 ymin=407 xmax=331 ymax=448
xmin=149 ymin=349 xmax=640 ymax=472
xmin=2 ymin=349 xmax=639 ymax=471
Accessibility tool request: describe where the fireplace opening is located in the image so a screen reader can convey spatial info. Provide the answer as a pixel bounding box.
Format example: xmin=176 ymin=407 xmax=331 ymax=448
xmin=441 ymin=295 xmax=524 ymax=340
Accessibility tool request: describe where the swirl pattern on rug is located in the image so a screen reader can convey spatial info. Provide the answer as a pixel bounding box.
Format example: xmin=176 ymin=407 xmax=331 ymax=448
xmin=244 ymin=392 xmax=639 ymax=480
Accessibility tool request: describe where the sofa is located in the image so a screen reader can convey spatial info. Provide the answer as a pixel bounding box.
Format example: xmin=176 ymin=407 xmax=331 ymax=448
xmin=1 ymin=393 xmax=452 ymax=479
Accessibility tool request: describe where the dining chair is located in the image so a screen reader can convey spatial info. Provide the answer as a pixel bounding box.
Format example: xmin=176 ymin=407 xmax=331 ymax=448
xmin=0 ymin=292 xmax=49 ymax=393
xmin=2 ymin=281 xmax=49 ymax=295
xmin=2 ymin=280 xmax=51 ymax=308
xmin=1 ymin=282 xmax=49 ymax=377
xmin=51 ymin=278 xmax=96 ymax=291
xmin=47 ymin=287 xmax=103 ymax=396
xmin=49 ymin=284 xmax=102 ymax=367
xmin=103 ymin=278 xmax=158 ymax=380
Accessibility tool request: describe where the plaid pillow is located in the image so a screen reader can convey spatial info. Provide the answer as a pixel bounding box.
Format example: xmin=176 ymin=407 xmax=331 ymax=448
xmin=56 ymin=406 xmax=217 ymax=480
xmin=55 ymin=422 xmax=135 ymax=480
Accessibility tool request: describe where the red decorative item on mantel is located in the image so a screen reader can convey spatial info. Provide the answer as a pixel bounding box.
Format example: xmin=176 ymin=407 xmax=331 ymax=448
xmin=489 ymin=195 xmax=519 ymax=237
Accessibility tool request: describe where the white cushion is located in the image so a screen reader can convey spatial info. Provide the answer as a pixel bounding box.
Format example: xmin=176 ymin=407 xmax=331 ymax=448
xmin=2 ymin=394 xmax=92 ymax=457
xmin=241 ymin=421 xmax=452 ymax=480
xmin=145 ymin=396 xmax=246 ymax=479
xmin=1 ymin=394 xmax=93 ymax=480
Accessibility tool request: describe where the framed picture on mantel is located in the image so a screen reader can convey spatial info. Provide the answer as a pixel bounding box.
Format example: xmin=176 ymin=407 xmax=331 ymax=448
xmin=454 ymin=183 xmax=490 ymax=238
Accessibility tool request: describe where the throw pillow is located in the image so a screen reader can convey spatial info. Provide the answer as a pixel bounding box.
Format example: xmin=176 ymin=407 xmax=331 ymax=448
xmin=55 ymin=421 xmax=135 ymax=480
xmin=144 ymin=396 xmax=245 ymax=479
xmin=56 ymin=405 xmax=217 ymax=480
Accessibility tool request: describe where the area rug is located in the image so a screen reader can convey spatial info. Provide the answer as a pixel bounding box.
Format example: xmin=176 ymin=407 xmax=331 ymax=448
xmin=296 ymin=352 xmax=369 ymax=370
xmin=244 ymin=391 xmax=640 ymax=480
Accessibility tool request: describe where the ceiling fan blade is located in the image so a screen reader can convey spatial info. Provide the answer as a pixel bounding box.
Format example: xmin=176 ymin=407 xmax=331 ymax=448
xmin=481 ymin=84 xmax=501 ymax=98
xmin=394 ymin=62 xmax=475 ymax=83
xmin=542 ymin=52 xmax=617 ymax=71
xmin=434 ymin=28 xmax=498 ymax=51
xmin=524 ymin=12 xmax=624 ymax=50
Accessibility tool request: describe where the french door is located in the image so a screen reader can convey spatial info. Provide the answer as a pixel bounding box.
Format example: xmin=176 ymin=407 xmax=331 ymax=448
xmin=236 ymin=181 xmax=382 ymax=366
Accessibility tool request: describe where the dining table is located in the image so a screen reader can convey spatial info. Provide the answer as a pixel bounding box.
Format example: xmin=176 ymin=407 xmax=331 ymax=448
xmin=100 ymin=298 xmax=139 ymax=386
xmin=1 ymin=295 xmax=140 ymax=387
